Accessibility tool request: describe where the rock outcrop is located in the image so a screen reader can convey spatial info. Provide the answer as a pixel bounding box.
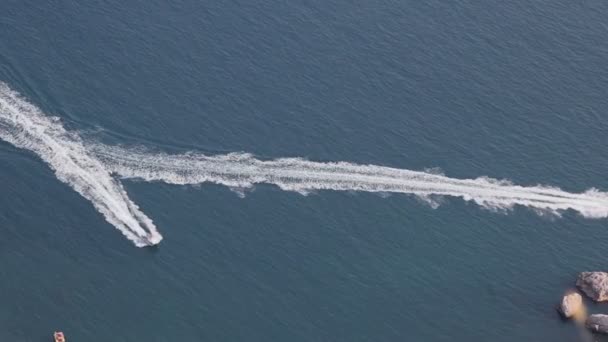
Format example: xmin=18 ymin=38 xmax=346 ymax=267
xmin=587 ymin=314 xmax=608 ymax=334
xmin=559 ymin=290 xmax=584 ymax=319
xmin=577 ymin=272 xmax=608 ymax=302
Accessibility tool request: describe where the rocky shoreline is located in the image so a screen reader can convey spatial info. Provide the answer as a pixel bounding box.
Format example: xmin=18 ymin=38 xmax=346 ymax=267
xmin=560 ymin=272 xmax=608 ymax=334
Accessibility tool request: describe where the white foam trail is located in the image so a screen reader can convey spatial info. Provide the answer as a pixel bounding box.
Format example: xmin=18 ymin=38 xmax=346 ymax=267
xmin=0 ymin=82 xmax=162 ymax=247
xmin=91 ymin=146 xmax=608 ymax=219
xmin=1 ymin=82 xmax=606 ymax=248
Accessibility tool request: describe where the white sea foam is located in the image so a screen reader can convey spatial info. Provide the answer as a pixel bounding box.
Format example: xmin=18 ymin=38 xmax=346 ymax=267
xmin=90 ymin=145 xmax=608 ymax=219
xmin=1 ymin=81 xmax=607 ymax=248
xmin=0 ymin=82 xmax=162 ymax=246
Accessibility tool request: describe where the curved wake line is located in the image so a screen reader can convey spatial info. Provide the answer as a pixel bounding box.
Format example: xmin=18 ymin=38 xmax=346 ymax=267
xmin=1 ymin=81 xmax=606 ymax=248
xmin=0 ymin=82 xmax=162 ymax=247
xmin=91 ymin=146 xmax=608 ymax=219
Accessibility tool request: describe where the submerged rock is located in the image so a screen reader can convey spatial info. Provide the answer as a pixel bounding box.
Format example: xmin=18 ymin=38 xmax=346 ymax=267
xmin=577 ymin=272 xmax=608 ymax=302
xmin=559 ymin=290 xmax=584 ymax=319
xmin=587 ymin=314 xmax=608 ymax=334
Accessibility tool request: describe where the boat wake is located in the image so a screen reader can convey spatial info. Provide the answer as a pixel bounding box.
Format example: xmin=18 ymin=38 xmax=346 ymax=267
xmin=91 ymin=145 xmax=608 ymax=219
xmin=1 ymin=81 xmax=607 ymax=247
xmin=0 ymin=82 xmax=162 ymax=247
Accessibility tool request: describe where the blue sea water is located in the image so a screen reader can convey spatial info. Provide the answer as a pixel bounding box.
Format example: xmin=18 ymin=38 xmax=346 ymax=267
xmin=1 ymin=0 xmax=608 ymax=341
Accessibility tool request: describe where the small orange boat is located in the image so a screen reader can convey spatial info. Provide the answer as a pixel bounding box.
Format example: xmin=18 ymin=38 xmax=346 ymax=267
xmin=54 ymin=331 xmax=65 ymax=342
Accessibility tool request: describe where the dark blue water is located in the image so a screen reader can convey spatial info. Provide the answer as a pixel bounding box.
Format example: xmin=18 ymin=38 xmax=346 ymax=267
xmin=1 ymin=1 xmax=608 ymax=341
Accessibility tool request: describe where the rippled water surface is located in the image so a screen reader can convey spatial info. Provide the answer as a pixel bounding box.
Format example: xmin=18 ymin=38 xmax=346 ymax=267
xmin=1 ymin=1 xmax=608 ymax=341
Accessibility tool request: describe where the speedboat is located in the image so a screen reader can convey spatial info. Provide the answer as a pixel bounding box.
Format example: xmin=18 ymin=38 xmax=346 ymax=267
xmin=54 ymin=331 xmax=65 ymax=342
xmin=141 ymin=233 xmax=162 ymax=247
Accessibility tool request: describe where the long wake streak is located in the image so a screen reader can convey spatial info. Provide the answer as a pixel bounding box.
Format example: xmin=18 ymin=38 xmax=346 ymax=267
xmin=1 ymin=81 xmax=607 ymax=247
xmin=91 ymin=146 xmax=608 ymax=219
xmin=0 ymin=82 xmax=162 ymax=246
